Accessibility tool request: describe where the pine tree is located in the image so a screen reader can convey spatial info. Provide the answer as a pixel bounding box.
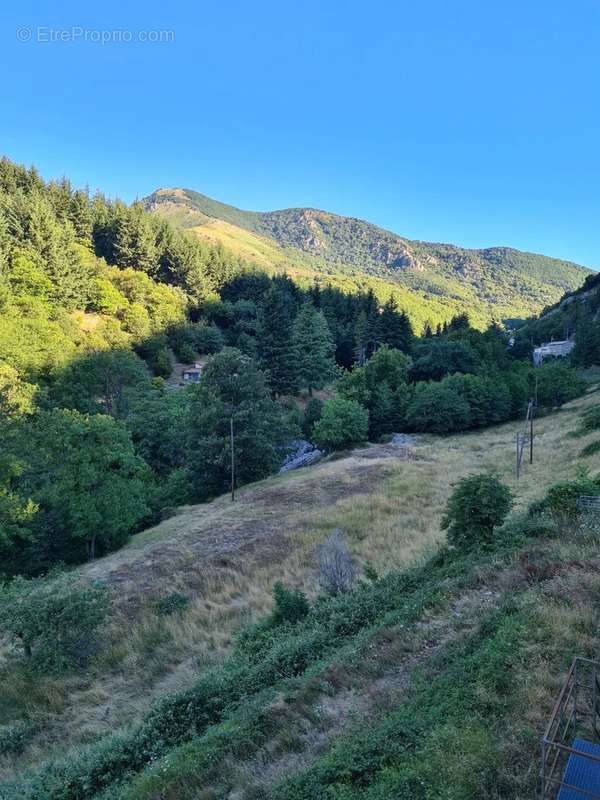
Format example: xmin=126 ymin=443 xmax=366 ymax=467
xmin=291 ymin=303 xmax=337 ymax=395
xmin=362 ymin=289 xmax=380 ymax=358
xmin=257 ymin=288 xmax=299 ymax=396
xmin=69 ymin=189 xmax=93 ymax=241
xmin=376 ymin=296 xmax=414 ymax=352
xmin=113 ymin=203 xmax=157 ymax=275
xmin=354 ymin=310 xmax=369 ymax=366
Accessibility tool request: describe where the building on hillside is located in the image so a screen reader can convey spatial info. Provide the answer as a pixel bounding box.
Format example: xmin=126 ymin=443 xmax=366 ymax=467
xmin=182 ymin=364 xmax=203 ymax=383
xmin=533 ymin=339 xmax=575 ymax=366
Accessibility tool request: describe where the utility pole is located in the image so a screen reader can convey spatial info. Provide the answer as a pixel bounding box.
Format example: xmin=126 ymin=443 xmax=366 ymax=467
xmin=229 ymin=371 xmax=240 ymax=503
xmin=230 ymin=414 xmax=235 ymax=502
xmin=529 ymin=400 xmax=534 ymax=465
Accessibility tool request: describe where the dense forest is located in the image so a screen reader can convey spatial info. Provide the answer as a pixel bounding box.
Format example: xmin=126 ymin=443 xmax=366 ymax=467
xmin=0 ymin=157 xmax=593 ymax=578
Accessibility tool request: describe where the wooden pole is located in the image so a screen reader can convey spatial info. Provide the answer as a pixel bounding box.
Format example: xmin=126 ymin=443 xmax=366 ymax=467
xmin=530 ymin=401 xmax=534 ymax=465
xmin=230 ymin=414 xmax=235 ymax=502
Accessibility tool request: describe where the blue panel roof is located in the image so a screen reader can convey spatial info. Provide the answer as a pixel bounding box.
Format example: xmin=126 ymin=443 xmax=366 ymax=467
xmin=558 ymin=738 xmax=600 ymax=800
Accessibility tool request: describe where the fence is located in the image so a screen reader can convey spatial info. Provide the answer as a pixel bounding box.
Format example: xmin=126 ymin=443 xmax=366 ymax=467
xmin=540 ymin=657 xmax=600 ymax=799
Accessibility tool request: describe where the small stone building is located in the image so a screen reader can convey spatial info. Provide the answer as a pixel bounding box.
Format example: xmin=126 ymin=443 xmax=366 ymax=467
xmin=533 ymin=339 xmax=574 ymax=366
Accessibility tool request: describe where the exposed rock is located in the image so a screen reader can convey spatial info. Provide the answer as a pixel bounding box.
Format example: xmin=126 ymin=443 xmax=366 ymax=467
xmin=279 ymin=440 xmax=323 ymax=473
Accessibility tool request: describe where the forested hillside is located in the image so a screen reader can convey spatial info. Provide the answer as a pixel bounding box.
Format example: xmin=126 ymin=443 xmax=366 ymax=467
xmin=0 ymin=155 xmax=594 ymax=576
xmin=2 ymin=156 xmax=600 ymax=800
xmin=145 ymin=187 xmax=591 ymax=327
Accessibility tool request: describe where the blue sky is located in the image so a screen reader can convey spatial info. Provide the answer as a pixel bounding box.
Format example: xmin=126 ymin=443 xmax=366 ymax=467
xmin=1 ymin=0 xmax=599 ymax=267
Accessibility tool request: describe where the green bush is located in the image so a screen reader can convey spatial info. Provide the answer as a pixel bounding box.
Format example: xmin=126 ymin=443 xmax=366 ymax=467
xmin=442 ymin=473 xmax=513 ymax=551
xmin=194 ymin=323 xmax=224 ymax=355
xmin=0 ymin=573 xmax=110 ymax=672
xmin=497 ymin=512 xmax=559 ymax=546
xmin=536 ymin=361 xmax=586 ymax=408
xmin=176 ymin=342 xmax=197 ymax=364
xmin=271 ymin=582 xmax=310 ymax=625
xmin=155 ymin=592 xmax=189 ymax=617
xmin=18 ymin=565 xmax=432 ymax=799
xmin=302 ymin=397 xmax=324 ymax=439
xmin=577 ymin=406 xmax=600 ymax=434
xmin=312 ymin=397 xmax=369 ymax=450
xmin=406 ymin=383 xmax=471 ymax=434
xmin=581 ymin=440 xmax=600 ymax=457
xmin=531 ymin=474 xmax=600 ymax=518
xmin=150 ymin=347 xmax=173 ymax=378
xmin=0 ymin=721 xmax=37 ymax=755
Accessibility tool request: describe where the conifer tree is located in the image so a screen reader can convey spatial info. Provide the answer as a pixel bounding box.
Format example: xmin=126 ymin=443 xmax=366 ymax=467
xmin=376 ymin=296 xmax=414 ymax=353
xmin=354 ymin=310 xmax=369 ymax=366
xmin=69 ymin=189 xmax=93 ymax=241
xmin=113 ymin=203 xmax=157 ymax=275
xmin=257 ymin=287 xmax=299 ymax=396
xmin=291 ymin=303 xmax=337 ymax=394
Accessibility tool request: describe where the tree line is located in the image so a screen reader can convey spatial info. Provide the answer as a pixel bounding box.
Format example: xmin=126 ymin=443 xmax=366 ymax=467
xmin=0 ymin=156 xmax=592 ymax=579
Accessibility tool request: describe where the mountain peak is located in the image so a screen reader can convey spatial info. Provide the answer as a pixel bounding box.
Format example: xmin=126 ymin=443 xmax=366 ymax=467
xmin=144 ymin=186 xmax=591 ymax=327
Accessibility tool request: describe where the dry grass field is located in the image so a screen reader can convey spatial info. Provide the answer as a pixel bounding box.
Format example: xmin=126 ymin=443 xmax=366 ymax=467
xmin=2 ymin=389 xmax=600 ymax=779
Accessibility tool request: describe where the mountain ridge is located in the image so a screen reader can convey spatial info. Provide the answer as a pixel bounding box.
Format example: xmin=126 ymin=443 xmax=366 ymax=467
xmin=144 ymin=186 xmax=593 ymax=328
xmin=144 ymin=186 xmax=591 ymax=269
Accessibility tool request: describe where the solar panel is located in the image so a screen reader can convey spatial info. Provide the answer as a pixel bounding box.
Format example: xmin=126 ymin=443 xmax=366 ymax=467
xmin=558 ymin=738 xmax=600 ymax=800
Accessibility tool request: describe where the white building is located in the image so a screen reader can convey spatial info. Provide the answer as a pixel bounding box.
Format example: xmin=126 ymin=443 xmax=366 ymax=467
xmin=533 ymin=339 xmax=574 ymax=366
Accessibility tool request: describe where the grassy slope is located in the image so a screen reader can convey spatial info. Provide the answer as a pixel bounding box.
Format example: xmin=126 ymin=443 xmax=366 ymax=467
xmin=3 ymin=391 xmax=600 ymax=791
xmin=144 ymin=188 xmax=592 ymax=328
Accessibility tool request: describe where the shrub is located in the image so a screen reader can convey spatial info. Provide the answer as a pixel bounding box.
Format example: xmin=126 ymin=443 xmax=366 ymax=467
xmin=271 ymin=582 xmax=310 ymax=625
xmin=177 ymin=342 xmax=197 ymax=364
xmin=195 ymin=323 xmax=224 ymax=355
xmin=536 ymin=361 xmax=586 ymax=408
xmin=151 ymin=347 xmax=174 ymax=378
xmin=406 ymin=383 xmax=471 ymax=434
xmin=155 ymin=592 xmax=189 ymax=617
xmin=581 ymin=440 xmax=600 ymax=457
xmin=578 ymin=406 xmax=600 ymax=434
xmin=317 ymin=530 xmax=356 ymax=595
xmin=442 ymin=473 xmax=513 ymax=551
xmin=496 ymin=512 xmax=559 ymax=547
xmin=531 ymin=474 xmax=600 ymax=519
xmin=312 ymin=398 xmax=369 ymax=451
xmin=302 ymin=397 xmax=324 ymax=439
xmin=0 ymin=573 xmax=110 ymax=672
xmin=0 ymin=721 xmax=38 ymax=755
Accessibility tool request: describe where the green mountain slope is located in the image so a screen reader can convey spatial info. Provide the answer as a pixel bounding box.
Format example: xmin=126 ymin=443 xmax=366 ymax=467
xmin=144 ymin=187 xmax=593 ymax=328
